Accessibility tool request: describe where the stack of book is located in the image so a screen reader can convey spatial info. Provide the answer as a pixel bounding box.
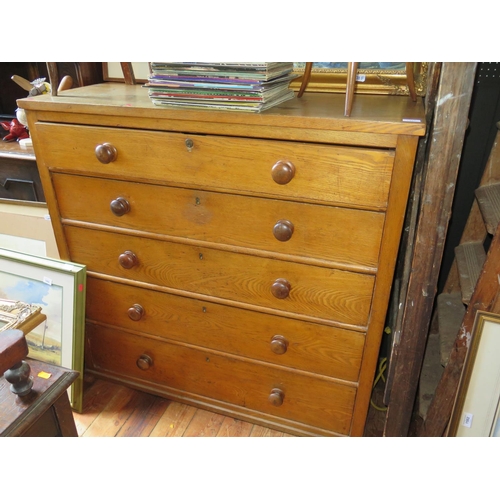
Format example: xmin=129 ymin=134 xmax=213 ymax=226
xmin=146 ymin=62 xmax=297 ymax=113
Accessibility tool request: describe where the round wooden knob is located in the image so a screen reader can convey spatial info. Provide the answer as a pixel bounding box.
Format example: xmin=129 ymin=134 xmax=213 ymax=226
xmin=119 ymin=250 xmax=138 ymax=269
xmin=273 ymin=220 xmax=294 ymax=241
xmin=270 ymin=335 xmax=288 ymax=355
xmin=4 ymin=361 xmax=33 ymax=397
xmin=110 ymin=197 xmax=130 ymax=216
xmin=95 ymin=143 xmax=118 ymax=164
xmin=271 ymin=160 xmax=295 ymax=185
xmin=271 ymin=278 xmax=291 ymax=299
xmin=136 ymin=354 xmax=153 ymax=370
xmin=268 ymin=388 xmax=285 ymax=407
xmin=128 ymin=304 xmax=144 ymax=321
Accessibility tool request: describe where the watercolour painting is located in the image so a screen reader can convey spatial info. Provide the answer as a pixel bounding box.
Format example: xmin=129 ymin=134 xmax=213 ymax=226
xmin=0 ymin=248 xmax=86 ymax=412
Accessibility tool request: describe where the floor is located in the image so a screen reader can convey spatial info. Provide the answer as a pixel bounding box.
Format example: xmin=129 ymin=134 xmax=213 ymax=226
xmin=72 ymin=372 xmax=387 ymax=437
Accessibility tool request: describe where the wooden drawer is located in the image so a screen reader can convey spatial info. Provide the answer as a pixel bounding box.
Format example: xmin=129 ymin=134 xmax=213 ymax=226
xmin=53 ymin=173 xmax=384 ymax=270
xmin=86 ymin=277 xmax=365 ymax=381
xmin=35 ymin=123 xmax=395 ymax=209
xmin=85 ymin=322 xmax=356 ymax=435
xmin=65 ymin=225 xmax=374 ymax=326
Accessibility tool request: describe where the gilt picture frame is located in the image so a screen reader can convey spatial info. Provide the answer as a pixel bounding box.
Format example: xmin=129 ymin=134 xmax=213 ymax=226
xmin=289 ymin=62 xmax=428 ymax=97
xmin=0 ymin=298 xmax=45 ymax=334
xmin=448 ymin=311 xmax=500 ymax=437
xmin=0 ymin=248 xmax=86 ymax=412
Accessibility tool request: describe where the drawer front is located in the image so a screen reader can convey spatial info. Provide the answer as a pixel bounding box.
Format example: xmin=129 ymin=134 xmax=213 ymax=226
xmin=85 ymin=323 xmax=356 ymax=434
xmin=86 ymin=277 xmax=365 ymax=381
xmin=54 ymin=173 xmax=384 ymax=270
xmin=66 ymin=226 xmax=374 ymax=326
xmin=36 ymin=123 xmax=395 ymax=209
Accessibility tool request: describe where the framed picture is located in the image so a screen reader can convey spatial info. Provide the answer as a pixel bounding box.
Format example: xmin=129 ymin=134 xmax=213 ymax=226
xmin=289 ymin=62 xmax=428 ymax=97
xmin=0 ymin=298 xmax=45 ymax=334
xmin=103 ymin=62 xmax=151 ymax=83
xmin=449 ymin=311 xmax=500 ymax=437
xmin=0 ymin=248 xmax=86 ymax=412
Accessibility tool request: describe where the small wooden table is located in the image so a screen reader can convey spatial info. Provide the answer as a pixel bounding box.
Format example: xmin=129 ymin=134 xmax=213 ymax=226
xmin=0 ymin=140 xmax=45 ymax=203
xmin=0 ymin=358 xmax=79 ymax=437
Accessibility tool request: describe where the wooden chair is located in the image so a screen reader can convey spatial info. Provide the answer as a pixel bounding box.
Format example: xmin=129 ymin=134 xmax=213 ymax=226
xmin=297 ymin=62 xmax=418 ymax=117
xmin=46 ymin=62 xmax=136 ymax=96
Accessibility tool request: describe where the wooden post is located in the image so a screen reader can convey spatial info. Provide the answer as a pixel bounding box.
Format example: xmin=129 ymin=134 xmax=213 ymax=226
xmin=383 ymin=63 xmax=477 ymax=436
xmin=120 ymin=63 xmax=136 ymax=85
xmin=46 ymin=63 xmax=59 ymax=96
xmin=383 ymin=62 xmax=442 ymax=406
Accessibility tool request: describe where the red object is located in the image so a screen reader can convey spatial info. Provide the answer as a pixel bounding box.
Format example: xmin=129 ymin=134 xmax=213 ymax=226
xmin=0 ymin=118 xmax=29 ymax=142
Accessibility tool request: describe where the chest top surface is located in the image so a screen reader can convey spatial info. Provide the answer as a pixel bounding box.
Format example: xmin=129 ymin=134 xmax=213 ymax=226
xmin=18 ymin=83 xmax=426 ymax=140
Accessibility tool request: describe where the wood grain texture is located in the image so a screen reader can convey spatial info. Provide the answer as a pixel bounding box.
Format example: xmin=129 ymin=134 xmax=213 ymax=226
xmin=72 ymin=377 xmax=124 ymax=436
xmin=183 ymin=409 xmax=227 ymax=437
xmin=19 ymin=84 xmax=426 ymax=138
xmin=116 ymin=393 xmax=170 ymax=437
xmin=65 ymin=225 xmax=375 ymax=327
xmin=72 ymin=377 xmax=298 ymax=437
xmin=350 ymin=134 xmax=419 ymax=435
xmin=216 ymin=416 xmax=254 ymax=437
xmin=0 ymin=359 xmax=78 ymax=436
xmin=23 ymin=111 xmax=71 ymax=260
xmin=22 ymin=83 xmax=424 ymax=437
xmin=384 ymin=63 xmax=477 ymax=436
xmin=85 ymin=323 xmax=357 ymax=435
xmin=149 ymin=401 xmax=198 ymax=437
xmin=250 ymin=425 xmax=288 ymax=437
xmin=86 ymin=278 xmax=365 ymax=382
xmin=81 ymin=384 xmax=140 ymax=437
xmin=383 ymin=63 xmax=443 ymax=405
xmin=53 ymin=172 xmax=385 ymax=271
xmin=36 ymin=122 xmax=395 ymax=210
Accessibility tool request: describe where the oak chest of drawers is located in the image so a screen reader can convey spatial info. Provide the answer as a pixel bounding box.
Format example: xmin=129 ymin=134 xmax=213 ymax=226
xmin=20 ymin=83 xmax=425 ymax=436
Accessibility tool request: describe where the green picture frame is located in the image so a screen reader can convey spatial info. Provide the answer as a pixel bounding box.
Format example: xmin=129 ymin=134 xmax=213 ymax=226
xmin=0 ymin=248 xmax=86 ymax=412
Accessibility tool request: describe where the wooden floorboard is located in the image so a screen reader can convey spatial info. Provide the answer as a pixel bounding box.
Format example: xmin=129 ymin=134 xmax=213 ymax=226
xmin=183 ymin=408 xmax=227 ymax=437
xmin=72 ymin=376 xmax=296 ymax=437
xmin=116 ymin=392 xmax=170 ymax=437
xmin=216 ymin=416 xmax=254 ymax=437
xmin=150 ymin=401 xmax=197 ymax=437
xmin=72 ymin=374 xmax=385 ymax=437
xmin=82 ymin=384 xmax=139 ymax=437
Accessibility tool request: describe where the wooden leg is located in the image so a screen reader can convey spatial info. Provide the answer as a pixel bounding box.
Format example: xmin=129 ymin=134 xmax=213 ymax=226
xmin=52 ymin=392 xmax=79 ymax=437
xmin=297 ymin=62 xmax=313 ymax=98
xmin=344 ymin=62 xmax=358 ymax=117
xmin=120 ymin=63 xmax=136 ymax=85
xmin=46 ymin=63 xmax=59 ymax=96
xmin=406 ymin=63 xmax=417 ymax=102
